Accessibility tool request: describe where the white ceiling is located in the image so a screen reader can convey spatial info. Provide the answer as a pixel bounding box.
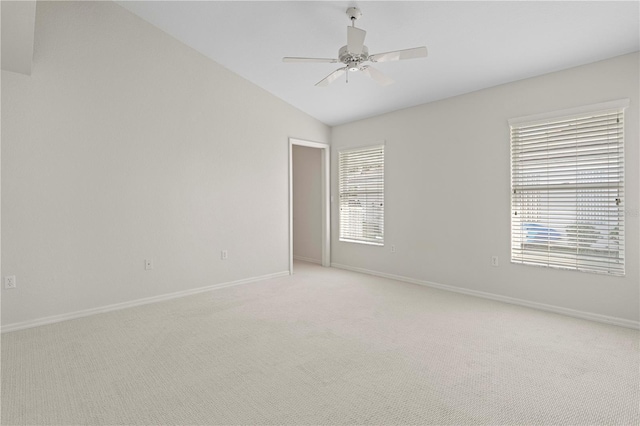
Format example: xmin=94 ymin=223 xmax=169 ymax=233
xmin=2 ymin=2 xmax=638 ymax=124
xmin=105 ymin=2 xmax=640 ymax=125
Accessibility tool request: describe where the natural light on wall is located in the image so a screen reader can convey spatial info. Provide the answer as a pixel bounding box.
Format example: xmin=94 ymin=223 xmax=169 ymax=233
xmin=510 ymin=100 xmax=627 ymax=276
xmin=339 ymin=145 xmax=385 ymax=246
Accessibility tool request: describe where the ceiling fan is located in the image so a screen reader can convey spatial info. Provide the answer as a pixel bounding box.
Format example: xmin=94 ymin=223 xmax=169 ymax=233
xmin=283 ymin=7 xmax=428 ymax=87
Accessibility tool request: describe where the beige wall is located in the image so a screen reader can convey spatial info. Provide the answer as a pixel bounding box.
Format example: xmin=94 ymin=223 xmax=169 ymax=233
xmin=3 ymin=1 xmax=637 ymax=330
xmin=1 ymin=1 xmax=330 ymax=327
xmin=332 ymin=53 xmax=640 ymax=324
xmin=292 ymin=145 xmax=322 ymax=263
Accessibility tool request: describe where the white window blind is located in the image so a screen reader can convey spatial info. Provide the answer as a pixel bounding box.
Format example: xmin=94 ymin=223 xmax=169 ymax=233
xmin=339 ymin=145 xmax=384 ymax=245
xmin=510 ymin=104 xmax=625 ymax=276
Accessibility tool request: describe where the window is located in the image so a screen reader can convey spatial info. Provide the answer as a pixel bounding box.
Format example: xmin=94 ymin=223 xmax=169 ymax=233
xmin=510 ymin=101 xmax=627 ymax=276
xmin=339 ymin=145 xmax=384 ymax=245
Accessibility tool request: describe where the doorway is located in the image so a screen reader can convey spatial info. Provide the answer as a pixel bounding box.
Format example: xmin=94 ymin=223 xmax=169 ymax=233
xmin=289 ymin=138 xmax=330 ymax=274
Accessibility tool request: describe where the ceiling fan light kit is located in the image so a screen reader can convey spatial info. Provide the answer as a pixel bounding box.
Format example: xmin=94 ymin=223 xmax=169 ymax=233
xmin=283 ymin=7 xmax=428 ymax=87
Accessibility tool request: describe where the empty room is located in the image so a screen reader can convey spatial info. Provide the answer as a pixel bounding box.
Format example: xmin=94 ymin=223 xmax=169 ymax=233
xmin=1 ymin=1 xmax=638 ymax=425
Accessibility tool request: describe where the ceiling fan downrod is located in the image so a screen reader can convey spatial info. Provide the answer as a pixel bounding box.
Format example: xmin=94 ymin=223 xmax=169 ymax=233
xmin=346 ymin=7 xmax=362 ymax=26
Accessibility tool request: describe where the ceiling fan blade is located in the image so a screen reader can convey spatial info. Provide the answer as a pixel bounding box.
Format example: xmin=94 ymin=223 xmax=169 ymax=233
xmin=315 ymin=67 xmax=347 ymax=87
xmin=347 ymin=26 xmax=366 ymax=55
xmin=283 ymin=57 xmax=339 ymax=63
xmin=369 ymin=46 xmax=428 ymax=63
xmin=361 ymin=66 xmax=394 ymax=86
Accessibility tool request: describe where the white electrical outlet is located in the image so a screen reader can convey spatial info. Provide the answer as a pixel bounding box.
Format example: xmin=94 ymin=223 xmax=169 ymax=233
xmin=221 ymin=250 xmax=228 ymax=260
xmin=491 ymin=256 xmax=499 ymax=267
xmin=4 ymin=275 xmax=16 ymax=289
xmin=391 ymin=245 xmax=396 ymax=253
xmin=145 ymin=259 xmax=153 ymax=270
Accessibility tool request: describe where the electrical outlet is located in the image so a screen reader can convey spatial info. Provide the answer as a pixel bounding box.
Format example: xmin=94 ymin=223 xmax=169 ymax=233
xmin=145 ymin=259 xmax=153 ymax=270
xmin=4 ymin=275 xmax=16 ymax=289
xmin=391 ymin=245 xmax=396 ymax=253
xmin=221 ymin=250 xmax=228 ymax=260
xmin=491 ymin=256 xmax=499 ymax=267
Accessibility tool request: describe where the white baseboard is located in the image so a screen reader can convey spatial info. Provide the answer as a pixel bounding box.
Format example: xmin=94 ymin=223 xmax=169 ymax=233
xmin=293 ymin=255 xmax=322 ymax=265
xmin=2 ymin=271 xmax=290 ymax=334
xmin=331 ymin=263 xmax=639 ymax=330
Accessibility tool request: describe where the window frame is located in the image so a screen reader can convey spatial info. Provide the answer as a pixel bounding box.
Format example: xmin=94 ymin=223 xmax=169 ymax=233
xmin=509 ymin=100 xmax=628 ymax=276
xmin=338 ymin=144 xmax=385 ymax=246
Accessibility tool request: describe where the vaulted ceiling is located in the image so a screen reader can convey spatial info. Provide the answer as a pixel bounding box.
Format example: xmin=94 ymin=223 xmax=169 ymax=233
xmin=3 ymin=2 xmax=639 ymax=126
xmin=117 ymin=1 xmax=640 ymax=126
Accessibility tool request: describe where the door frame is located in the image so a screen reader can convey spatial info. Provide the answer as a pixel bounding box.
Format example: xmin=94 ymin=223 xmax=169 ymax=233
xmin=289 ymin=138 xmax=331 ymax=274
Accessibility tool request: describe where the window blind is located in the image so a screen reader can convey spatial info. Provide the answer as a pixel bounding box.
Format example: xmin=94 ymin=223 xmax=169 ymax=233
xmin=339 ymin=145 xmax=384 ymax=245
xmin=511 ymin=106 xmax=625 ymax=276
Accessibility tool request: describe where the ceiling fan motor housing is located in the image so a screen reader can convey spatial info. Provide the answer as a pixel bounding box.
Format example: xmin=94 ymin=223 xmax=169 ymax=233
xmin=346 ymin=7 xmax=362 ymax=21
xmin=339 ymin=45 xmax=369 ymax=70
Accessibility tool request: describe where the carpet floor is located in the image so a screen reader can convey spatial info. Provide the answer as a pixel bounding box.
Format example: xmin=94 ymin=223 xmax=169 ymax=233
xmin=2 ymin=261 xmax=638 ymax=425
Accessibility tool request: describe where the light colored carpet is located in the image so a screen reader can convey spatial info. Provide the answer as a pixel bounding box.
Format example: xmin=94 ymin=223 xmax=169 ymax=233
xmin=2 ymin=261 xmax=638 ymax=425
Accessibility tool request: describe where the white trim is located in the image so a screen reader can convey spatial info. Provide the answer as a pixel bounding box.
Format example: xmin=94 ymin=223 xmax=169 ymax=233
xmin=338 ymin=144 xmax=385 ymax=246
xmin=1 ymin=271 xmax=289 ymax=333
xmin=508 ymin=98 xmax=629 ymax=126
xmin=338 ymin=238 xmax=384 ymax=247
xmin=330 ymin=263 xmax=639 ymax=330
xmin=509 ymin=106 xmax=626 ymax=276
xmin=293 ymin=255 xmax=322 ymax=265
xmin=336 ymin=141 xmax=385 ymax=154
xmin=289 ymin=138 xmax=328 ymax=150
xmin=289 ymin=137 xmax=331 ymax=275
